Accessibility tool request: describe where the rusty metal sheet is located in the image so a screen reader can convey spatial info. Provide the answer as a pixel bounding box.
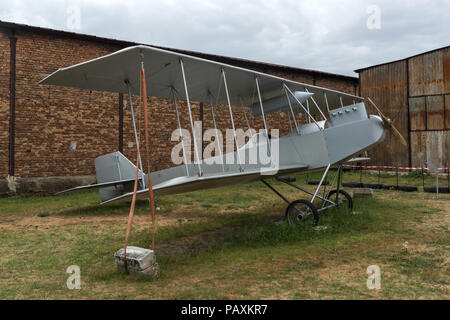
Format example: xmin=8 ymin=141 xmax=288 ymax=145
xmin=446 ymin=130 xmax=450 ymax=168
xmin=446 ymin=94 xmax=450 ymax=130
xmin=409 ymin=49 xmax=448 ymax=97
xmin=411 ymin=131 xmax=449 ymax=168
xmin=426 ymin=95 xmax=445 ymax=130
xmin=425 ymin=130 xmax=448 ymax=168
xmin=360 ymin=61 xmax=409 ymax=165
xmin=410 ymin=132 xmax=426 ymax=167
xmin=389 ymin=62 xmax=409 ymax=166
xmin=423 ymin=50 xmax=444 ymax=96
xmin=408 ymin=55 xmax=424 ymax=97
xmin=443 ymin=47 xmax=450 ymax=94
xmin=409 ymin=97 xmax=426 ymax=130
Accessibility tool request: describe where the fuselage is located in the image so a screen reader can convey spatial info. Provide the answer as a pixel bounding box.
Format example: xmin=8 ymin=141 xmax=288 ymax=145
xmin=99 ymin=102 xmax=386 ymax=203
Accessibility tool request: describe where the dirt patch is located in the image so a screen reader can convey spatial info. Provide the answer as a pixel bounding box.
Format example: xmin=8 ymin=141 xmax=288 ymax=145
xmin=0 ymin=212 xmax=207 ymax=232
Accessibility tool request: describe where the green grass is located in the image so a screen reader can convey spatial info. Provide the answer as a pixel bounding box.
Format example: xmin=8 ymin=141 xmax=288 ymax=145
xmin=0 ymin=172 xmax=448 ymax=299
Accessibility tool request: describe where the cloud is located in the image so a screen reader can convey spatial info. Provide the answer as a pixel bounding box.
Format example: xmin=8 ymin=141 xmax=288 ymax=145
xmin=0 ymin=0 xmax=448 ymax=76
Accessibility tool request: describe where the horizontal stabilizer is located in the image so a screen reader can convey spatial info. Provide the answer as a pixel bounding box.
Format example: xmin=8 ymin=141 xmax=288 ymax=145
xmin=54 ymin=151 xmax=146 ymax=203
xmin=95 ymin=151 xmax=146 ymax=202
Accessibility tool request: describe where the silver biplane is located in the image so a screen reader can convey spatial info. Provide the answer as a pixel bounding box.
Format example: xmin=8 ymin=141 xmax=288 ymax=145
xmin=40 ymin=45 xmax=405 ymax=225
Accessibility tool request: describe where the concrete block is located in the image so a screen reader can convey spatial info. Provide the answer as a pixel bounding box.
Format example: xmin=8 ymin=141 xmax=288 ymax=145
xmin=114 ymin=246 xmax=160 ymax=279
xmin=352 ymin=188 xmax=373 ymax=198
xmin=0 ymin=175 xmax=97 ymax=196
xmin=0 ymin=179 xmax=10 ymax=195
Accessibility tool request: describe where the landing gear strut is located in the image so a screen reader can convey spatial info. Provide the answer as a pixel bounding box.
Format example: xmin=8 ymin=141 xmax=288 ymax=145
xmin=261 ymin=164 xmax=352 ymax=226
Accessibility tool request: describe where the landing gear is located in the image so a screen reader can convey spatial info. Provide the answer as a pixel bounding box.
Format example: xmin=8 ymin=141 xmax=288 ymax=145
xmin=261 ymin=164 xmax=353 ymax=226
xmin=325 ymin=189 xmax=353 ymax=211
xmin=285 ymin=200 xmax=319 ymax=225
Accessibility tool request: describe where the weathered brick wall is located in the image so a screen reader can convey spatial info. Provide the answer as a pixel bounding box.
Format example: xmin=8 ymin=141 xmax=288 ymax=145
xmin=0 ymin=31 xmax=10 ymax=178
xmin=315 ymin=76 xmax=358 ymax=97
xmin=1 ymin=28 xmax=358 ymax=178
xmin=13 ymin=30 xmax=122 ymax=177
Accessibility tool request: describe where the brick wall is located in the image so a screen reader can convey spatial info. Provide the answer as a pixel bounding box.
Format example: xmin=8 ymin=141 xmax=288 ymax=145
xmin=1 ymin=28 xmax=358 ymax=179
xmin=315 ymin=76 xmax=358 ymax=96
xmin=12 ymin=30 xmax=121 ymax=177
xmin=0 ymin=31 xmax=10 ymax=178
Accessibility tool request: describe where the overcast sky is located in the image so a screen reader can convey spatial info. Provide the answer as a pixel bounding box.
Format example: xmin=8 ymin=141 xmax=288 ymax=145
xmin=1 ymin=0 xmax=449 ymax=76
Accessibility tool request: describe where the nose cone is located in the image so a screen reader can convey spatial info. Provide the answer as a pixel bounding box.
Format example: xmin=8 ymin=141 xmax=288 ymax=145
xmin=369 ymin=114 xmax=387 ymax=144
xmin=371 ymin=114 xmax=384 ymax=126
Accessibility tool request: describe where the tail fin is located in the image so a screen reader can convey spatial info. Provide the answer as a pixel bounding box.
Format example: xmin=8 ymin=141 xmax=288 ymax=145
xmin=95 ymin=152 xmax=145 ymax=203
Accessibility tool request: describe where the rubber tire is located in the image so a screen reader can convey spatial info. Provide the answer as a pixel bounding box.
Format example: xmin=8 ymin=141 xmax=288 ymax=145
xmin=325 ymin=189 xmax=353 ymax=211
xmin=397 ymin=186 xmax=418 ymax=192
xmin=278 ymin=176 xmax=296 ymax=183
xmin=363 ymin=183 xmax=384 ymax=189
xmin=307 ymin=180 xmax=330 ymax=186
xmin=383 ymin=185 xmax=418 ymax=192
xmin=424 ymin=186 xmax=449 ymax=194
xmin=285 ymin=200 xmax=319 ymax=226
xmin=342 ymin=182 xmax=364 ymax=188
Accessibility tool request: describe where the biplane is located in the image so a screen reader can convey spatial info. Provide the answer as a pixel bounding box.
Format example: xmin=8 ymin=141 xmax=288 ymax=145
xmin=40 ymin=45 xmax=406 ymax=225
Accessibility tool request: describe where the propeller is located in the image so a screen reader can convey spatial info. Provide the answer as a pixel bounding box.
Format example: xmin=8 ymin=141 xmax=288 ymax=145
xmin=367 ymin=97 xmax=408 ymax=147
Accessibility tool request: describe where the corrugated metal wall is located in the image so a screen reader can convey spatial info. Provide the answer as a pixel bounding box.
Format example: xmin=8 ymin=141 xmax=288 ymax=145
xmin=408 ymin=47 xmax=449 ymax=168
xmin=359 ymin=61 xmax=409 ymax=165
xmin=359 ymin=46 xmax=450 ymax=168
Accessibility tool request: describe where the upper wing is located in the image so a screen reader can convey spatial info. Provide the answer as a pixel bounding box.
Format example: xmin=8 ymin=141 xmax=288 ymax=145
xmin=40 ymin=45 xmax=362 ymax=115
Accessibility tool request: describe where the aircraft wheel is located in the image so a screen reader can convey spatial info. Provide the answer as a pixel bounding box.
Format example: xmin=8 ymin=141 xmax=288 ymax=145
xmin=285 ymin=200 xmax=319 ymax=226
xmin=326 ymin=190 xmax=353 ymax=211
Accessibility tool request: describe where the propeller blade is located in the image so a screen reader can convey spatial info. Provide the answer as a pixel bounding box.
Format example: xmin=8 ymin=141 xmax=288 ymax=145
xmin=391 ymin=122 xmax=408 ymax=147
xmin=366 ymin=97 xmax=408 ymax=147
xmin=367 ymin=97 xmax=390 ymax=125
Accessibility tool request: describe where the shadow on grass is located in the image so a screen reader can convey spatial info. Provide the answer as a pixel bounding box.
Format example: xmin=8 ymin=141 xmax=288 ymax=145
xmin=126 ymin=197 xmax=420 ymax=268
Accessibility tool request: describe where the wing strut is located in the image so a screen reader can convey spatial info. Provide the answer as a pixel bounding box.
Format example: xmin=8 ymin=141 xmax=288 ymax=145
xmin=324 ymin=92 xmax=331 ymax=114
xmin=172 ymin=89 xmax=190 ymax=176
xmin=284 ymin=85 xmax=322 ymax=130
xmin=239 ymin=97 xmax=251 ymax=131
xmin=304 ymin=88 xmax=328 ymax=121
xmin=222 ymin=68 xmax=243 ymax=172
xmin=255 ymin=78 xmax=269 ymax=137
xmin=180 ymin=58 xmax=203 ymax=176
xmin=126 ymin=81 xmax=145 ymax=189
xmin=306 ymin=100 xmax=312 ymax=123
xmin=283 ymin=85 xmax=300 ymax=134
xmin=208 ymin=94 xmax=225 ymax=172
